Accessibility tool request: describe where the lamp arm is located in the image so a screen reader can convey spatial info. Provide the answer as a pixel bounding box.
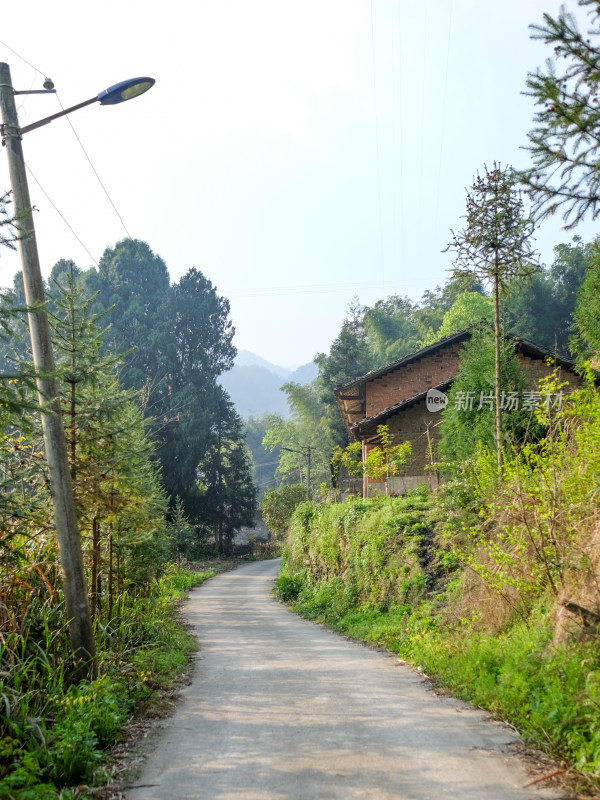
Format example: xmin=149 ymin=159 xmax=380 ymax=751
xmin=20 ymin=95 xmax=97 ymax=135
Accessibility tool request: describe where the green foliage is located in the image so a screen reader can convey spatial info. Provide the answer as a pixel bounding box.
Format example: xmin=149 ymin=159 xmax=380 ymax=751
xmin=0 ymin=567 xmax=214 ymax=797
xmin=94 ymin=239 xmax=250 ymax=539
xmin=504 ymin=235 xmax=592 ymax=354
xmin=422 ymin=292 xmax=493 ymax=345
xmin=519 ymin=0 xmax=600 ymax=227
xmin=244 ymin=413 xmax=285 ymax=498
xmin=194 ymin=389 xmax=257 ymax=554
xmin=261 ymin=484 xmax=307 ymax=540
xmin=314 ymin=299 xmax=374 ymax=449
xmin=573 ymin=237 xmax=600 ymax=357
xmin=438 ymin=326 xmax=539 ymax=467
xmin=338 ymin=441 xmax=363 ymax=478
xmin=337 ymin=426 xmax=411 ymax=496
xmin=0 ymin=191 xmax=17 ymax=253
xmin=285 ymin=494 xmax=430 ymax=613
xmin=364 ymin=425 xmax=412 ymax=489
xmin=362 ymin=295 xmax=420 ymax=366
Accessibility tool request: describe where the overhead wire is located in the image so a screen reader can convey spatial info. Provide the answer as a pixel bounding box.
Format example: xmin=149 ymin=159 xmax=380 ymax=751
xmin=55 ymin=92 xmax=133 ymax=240
xmin=0 ymin=38 xmax=133 ymax=260
xmin=221 ymin=280 xmax=399 ymax=298
xmin=24 ymin=163 xmax=99 ymax=266
xmin=370 ymin=0 xmax=385 ymax=278
xmin=419 ymin=0 xmax=430 ymax=250
xmin=434 ymin=1 xmax=454 ymax=233
xmin=0 ymin=38 xmax=45 ymax=76
xmin=397 ymin=2 xmax=405 ymax=280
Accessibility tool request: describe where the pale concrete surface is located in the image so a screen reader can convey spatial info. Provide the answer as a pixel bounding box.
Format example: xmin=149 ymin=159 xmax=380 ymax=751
xmin=127 ymin=559 xmax=562 ymax=800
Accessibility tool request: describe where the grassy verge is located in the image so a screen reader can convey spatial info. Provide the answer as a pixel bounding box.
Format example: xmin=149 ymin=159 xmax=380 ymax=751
xmin=276 ymin=492 xmax=600 ymax=789
xmin=0 ymin=564 xmax=221 ymax=800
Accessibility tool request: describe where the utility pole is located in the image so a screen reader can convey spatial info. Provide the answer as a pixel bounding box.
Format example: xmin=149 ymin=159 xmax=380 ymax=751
xmin=0 ymin=63 xmax=96 ymax=676
xmin=282 ymin=445 xmax=312 ymax=499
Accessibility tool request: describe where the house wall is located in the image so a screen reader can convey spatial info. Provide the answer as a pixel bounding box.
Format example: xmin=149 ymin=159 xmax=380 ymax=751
xmin=365 ymin=342 xmax=463 ymax=417
xmin=516 ymin=354 xmax=583 ymax=391
xmin=362 ymin=358 xmax=583 ymax=497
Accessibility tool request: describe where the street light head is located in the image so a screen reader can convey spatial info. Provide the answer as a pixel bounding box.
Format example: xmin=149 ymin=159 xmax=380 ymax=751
xmin=97 ymin=77 xmax=155 ymax=106
xmin=43 ymin=77 xmax=54 ymax=90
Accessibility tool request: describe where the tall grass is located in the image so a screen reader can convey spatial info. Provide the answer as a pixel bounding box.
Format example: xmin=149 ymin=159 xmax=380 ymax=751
xmin=0 ymin=565 xmax=215 ymax=798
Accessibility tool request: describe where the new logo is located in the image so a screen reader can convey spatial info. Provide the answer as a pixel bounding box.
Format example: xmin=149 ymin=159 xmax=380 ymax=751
xmin=426 ymin=388 xmax=448 ymax=412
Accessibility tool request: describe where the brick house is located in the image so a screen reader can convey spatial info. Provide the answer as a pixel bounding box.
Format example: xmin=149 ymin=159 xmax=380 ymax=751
xmin=334 ymin=330 xmax=582 ymax=497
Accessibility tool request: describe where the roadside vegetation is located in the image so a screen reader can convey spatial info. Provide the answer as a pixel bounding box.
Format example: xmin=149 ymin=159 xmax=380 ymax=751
xmin=0 ymin=246 xmax=258 ymax=797
xmin=5 ymin=1 xmax=600 ymax=795
xmin=0 ymin=565 xmax=217 ymax=799
xmin=276 ymin=374 xmax=600 ymax=785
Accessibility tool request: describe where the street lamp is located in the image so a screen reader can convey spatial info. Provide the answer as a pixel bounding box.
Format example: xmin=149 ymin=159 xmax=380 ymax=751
xmin=0 ymin=63 xmax=154 ymax=678
xmin=19 ymin=76 xmax=155 ymax=134
xmin=282 ymin=446 xmax=312 ymax=497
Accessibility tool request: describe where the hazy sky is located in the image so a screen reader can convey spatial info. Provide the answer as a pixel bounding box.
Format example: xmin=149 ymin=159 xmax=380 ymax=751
xmin=1 ymin=1 xmax=598 ymax=367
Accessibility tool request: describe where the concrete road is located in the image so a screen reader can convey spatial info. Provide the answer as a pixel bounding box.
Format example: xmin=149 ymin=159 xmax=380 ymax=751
xmin=128 ymin=559 xmax=561 ymax=800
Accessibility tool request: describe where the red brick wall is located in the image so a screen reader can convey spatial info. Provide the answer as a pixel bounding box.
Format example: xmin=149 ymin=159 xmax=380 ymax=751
xmin=516 ymin=353 xmax=582 ymax=391
xmin=385 ymin=400 xmax=440 ymax=477
xmin=365 ymin=342 xmax=463 ymax=417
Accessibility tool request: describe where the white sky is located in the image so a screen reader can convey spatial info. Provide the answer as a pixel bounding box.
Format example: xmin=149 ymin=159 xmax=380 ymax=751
xmin=1 ymin=1 xmax=598 ymax=368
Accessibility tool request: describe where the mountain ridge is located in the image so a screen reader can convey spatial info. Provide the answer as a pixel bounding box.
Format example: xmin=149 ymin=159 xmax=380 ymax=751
xmin=220 ymin=350 xmax=318 ymax=418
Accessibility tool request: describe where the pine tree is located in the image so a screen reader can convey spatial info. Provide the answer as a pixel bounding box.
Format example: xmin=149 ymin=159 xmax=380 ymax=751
xmin=48 ymin=263 xmax=168 ymax=610
xmin=445 ymin=163 xmax=540 ymax=471
xmin=519 ymin=0 xmax=600 ymax=226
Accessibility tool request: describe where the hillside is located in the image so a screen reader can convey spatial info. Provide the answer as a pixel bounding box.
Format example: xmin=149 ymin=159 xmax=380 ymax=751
xmin=219 ymin=350 xmax=318 ymax=418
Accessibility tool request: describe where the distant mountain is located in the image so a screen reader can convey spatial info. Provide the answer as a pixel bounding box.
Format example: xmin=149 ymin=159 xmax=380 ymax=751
xmin=234 ymin=350 xmax=291 ymax=379
xmin=219 ymin=365 xmax=289 ymax=417
xmin=288 ymin=361 xmax=318 ymax=385
xmin=219 ymin=351 xmax=318 ymax=418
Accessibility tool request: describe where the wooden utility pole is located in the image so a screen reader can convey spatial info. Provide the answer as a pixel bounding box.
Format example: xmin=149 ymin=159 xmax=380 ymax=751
xmin=0 ymin=62 xmax=96 ymax=677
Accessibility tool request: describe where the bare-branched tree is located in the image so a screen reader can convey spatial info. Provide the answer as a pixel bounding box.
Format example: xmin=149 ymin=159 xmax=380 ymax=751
xmin=445 ymin=163 xmax=540 ymax=472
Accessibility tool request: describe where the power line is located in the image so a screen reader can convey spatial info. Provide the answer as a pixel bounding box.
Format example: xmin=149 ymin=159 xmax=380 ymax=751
xmin=370 ymin=0 xmax=385 ymax=275
xmin=24 ymin=163 xmax=99 ymax=266
xmin=0 ymin=39 xmax=46 ymax=76
xmin=0 ymin=39 xmax=131 ymax=256
xmin=55 ymin=92 xmax=133 ymax=240
xmin=220 ymin=281 xmax=401 ymax=298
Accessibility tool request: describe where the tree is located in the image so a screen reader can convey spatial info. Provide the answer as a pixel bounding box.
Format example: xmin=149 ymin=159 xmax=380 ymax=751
xmin=362 ymin=295 xmax=420 ymax=365
xmin=97 ymin=239 xmax=174 ymax=390
xmin=573 ymin=237 xmax=600 ymax=356
xmin=157 ymin=268 xmax=237 ymax=519
xmin=438 ymin=326 xmax=538 ymax=467
xmin=339 ymin=425 xmax=411 ymax=497
xmin=47 ymin=263 xmax=169 ymax=609
xmin=95 ymin=247 xmax=239 ymax=525
xmin=171 ymin=267 xmax=236 ymax=382
xmin=244 ymin=413 xmax=285 ymax=499
xmin=192 ymin=388 xmax=256 ymax=555
xmin=314 ymin=299 xmax=374 ymax=449
xmin=422 ymin=292 xmax=494 ymax=345
xmin=414 ymin=276 xmax=484 ymax=343
xmin=503 ymin=235 xmax=592 ymax=353
xmin=261 ymin=382 xmax=335 ymax=492
xmin=0 ymin=191 xmax=17 ymax=254
xmin=261 ymin=484 xmax=307 ymax=541
xmin=446 ymin=163 xmax=540 ymax=471
xmin=519 ymin=1 xmax=600 ymax=227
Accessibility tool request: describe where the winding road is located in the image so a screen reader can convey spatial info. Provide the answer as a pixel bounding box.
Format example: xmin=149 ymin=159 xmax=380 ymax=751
xmin=127 ymin=559 xmax=561 ymax=800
